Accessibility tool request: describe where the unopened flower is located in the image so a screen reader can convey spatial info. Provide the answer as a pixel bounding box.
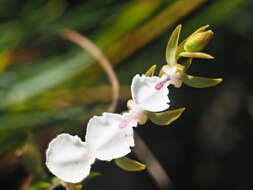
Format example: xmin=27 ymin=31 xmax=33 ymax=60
xmin=46 ymin=134 xmax=95 ymax=183
xmin=184 ymin=30 xmax=213 ymax=52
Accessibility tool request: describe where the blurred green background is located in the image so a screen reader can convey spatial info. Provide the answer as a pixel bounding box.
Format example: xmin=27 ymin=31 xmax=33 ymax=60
xmin=0 ymin=0 xmax=252 ymax=189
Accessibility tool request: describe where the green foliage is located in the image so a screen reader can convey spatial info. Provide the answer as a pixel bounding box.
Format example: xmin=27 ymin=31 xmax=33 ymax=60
xmin=147 ymin=108 xmax=185 ymax=126
xmin=27 ymin=182 xmax=51 ymax=190
xmin=22 ymin=134 xmax=45 ymax=177
xmin=0 ymin=131 xmax=27 ymax=159
xmin=115 ymin=157 xmax=146 ymax=172
xmin=0 ymin=53 xmax=92 ymax=109
xmin=27 ymin=177 xmax=61 ymax=190
xmin=183 ymin=74 xmax=223 ymax=88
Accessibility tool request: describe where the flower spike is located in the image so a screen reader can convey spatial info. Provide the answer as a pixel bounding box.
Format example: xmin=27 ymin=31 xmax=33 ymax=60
xmin=45 ymin=24 xmax=222 ymax=186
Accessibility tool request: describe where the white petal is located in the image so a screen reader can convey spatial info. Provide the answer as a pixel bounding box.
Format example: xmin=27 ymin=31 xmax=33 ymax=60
xmin=46 ymin=134 xmax=95 ymax=183
xmin=131 ymin=74 xmax=170 ymax=112
xmin=86 ymin=113 xmax=136 ymax=161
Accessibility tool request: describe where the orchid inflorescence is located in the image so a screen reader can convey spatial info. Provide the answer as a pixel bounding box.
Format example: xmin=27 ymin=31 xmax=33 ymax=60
xmin=45 ymin=25 xmax=222 ymax=185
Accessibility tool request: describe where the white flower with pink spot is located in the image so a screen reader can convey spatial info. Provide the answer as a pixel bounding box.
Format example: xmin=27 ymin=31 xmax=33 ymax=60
xmin=45 ymin=73 xmax=172 ymax=183
xmin=46 ymin=113 xmax=136 ymax=183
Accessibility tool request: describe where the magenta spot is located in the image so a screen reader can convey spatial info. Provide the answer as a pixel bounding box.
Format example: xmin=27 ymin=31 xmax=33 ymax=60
xmin=119 ymin=120 xmax=129 ymax=129
xmin=155 ymin=77 xmax=170 ymax=90
xmin=155 ymin=81 xmax=165 ymax=90
xmin=83 ymin=151 xmax=89 ymax=159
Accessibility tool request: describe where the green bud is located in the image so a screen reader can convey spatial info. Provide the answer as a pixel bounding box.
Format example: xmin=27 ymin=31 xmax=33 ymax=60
xmin=184 ymin=30 xmax=213 ymax=52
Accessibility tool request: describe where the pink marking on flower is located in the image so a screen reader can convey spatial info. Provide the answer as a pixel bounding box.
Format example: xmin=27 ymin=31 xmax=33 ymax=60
xmin=83 ymin=151 xmax=89 ymax=159
xmin=118 ymin=120 xmax=129 ymax=129
xmin=155 ymin=77 xmax=170 ymax=90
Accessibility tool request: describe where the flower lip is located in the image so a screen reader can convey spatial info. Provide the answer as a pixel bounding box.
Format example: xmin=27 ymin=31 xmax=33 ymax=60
xmin=46 ymin=133 xmax=95 ymax=183
xmin=85 ymin=112 xmax=136 ymax=161
xmin=131 ymin=74 xmax=170 ymax=112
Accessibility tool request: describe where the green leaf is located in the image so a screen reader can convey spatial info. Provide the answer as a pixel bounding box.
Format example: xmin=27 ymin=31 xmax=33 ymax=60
xmin=148 ymin=107 xmax=185 ymax=126
xmin=183 ymin=74 xmax=222 ymax=88
xmin=145 ymin=65 xmax=157 ymax=77
xmin=166 ymin=24 xmax=181 ymax=66
xmin=115 ymin=157 xmax=146 ymax=172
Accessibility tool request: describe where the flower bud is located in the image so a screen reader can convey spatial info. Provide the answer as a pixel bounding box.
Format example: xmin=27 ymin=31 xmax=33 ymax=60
xmin=184 ymin=30 xmax=213 ymax=52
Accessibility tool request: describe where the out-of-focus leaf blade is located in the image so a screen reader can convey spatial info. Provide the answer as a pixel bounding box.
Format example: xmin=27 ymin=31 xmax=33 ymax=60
xmin=27 ymin=182 xmax=51 ymax=190
xmin=0 ymin=107 xmax=86 ymax=131
xmin=183 ymin=74 xmax=223 ymax=88
xmin=0 ymin=52 xmax=92 ymax=109
xmin=0 ymin=131 xmax=27 ymax=159
xmin=148 ymin=107 xmax=185 ymax=126
xmin=115 ymin=157 xmax=146 ymax=172
xmin=0 ymin=50 xmax=11 ymax=74
xmin=22 ymin=134 xmax=44 ymax=177
xmin=96 ymin=0 xmax=163 ymax=47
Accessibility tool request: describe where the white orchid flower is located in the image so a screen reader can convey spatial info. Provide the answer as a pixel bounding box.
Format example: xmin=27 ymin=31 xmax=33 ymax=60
xmin=46 ymin=134 xmax=95 ymax=183
xmin=85 ymin=112 xmax=137 ymax=161
xmin=115 ymin=74 xmax=171 ymax=127
xmin=46 ymin=112 xmax=137 ymax=183
xmin=131 ymin=74 xmax=170 ymax=113
xmin=45 ymin=71 xmax=172 ymax=183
